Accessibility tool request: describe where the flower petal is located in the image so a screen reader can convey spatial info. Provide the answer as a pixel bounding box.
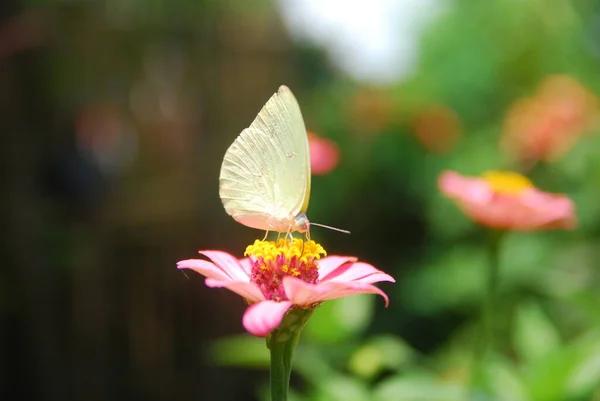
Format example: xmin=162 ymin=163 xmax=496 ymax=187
xmin=283 ymin=276 xmax=391 ymax=307
xmin=177 ymin=259 xmax=233 ymax=282
xmin=320 ymin=260 xmax=395 ymax=284
xmin=238 ymin=257 xmax=254 ymax=276
xmin=520 ymin=189 xmax=577 ymax=230
xmin=242 ymin=300 xmax=293 ymax=337
xmin=282 ymin=277 xmax=320 ymax=305
xmin=205 ymin=278 xmax=265 ymax=303
xmin=198 ymin=250 xmax=250 ymax=281
xmin=313 ymin=281 xmax=391 ymax=307
xmin=317 ymin=256 xmax=357 ymax=280
xmin=439 ymin=171 xmax=492 ymax=203
xmin=461 ymin=191 xmax=576 ymax=231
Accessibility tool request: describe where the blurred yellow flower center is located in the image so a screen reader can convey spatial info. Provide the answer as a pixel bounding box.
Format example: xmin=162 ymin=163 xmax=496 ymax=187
xmin=482 ymin=171 xmax=533 ymax=194
xmin=245 ymin=238 xmax=326 ymax=301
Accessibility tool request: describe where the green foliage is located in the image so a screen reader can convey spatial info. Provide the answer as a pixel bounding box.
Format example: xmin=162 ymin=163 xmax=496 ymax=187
xmin=209 ymin=335 xmax=269 ymax=368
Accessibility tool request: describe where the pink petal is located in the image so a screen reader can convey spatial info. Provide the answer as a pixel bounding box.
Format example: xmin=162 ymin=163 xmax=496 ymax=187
xmin=283 ymin=276 xmax=391 ymax=307
xmin=238 ymin=257 xmax=254 ymax=276
xmin=460 ymin=195 xmax=529 ymax=229
xmin=317 ymin=256 xmax=357 ymax=279
xmin=462 ymin=191 xmax=576 ymax=231
xmin=439 ymin=171 xmax=492 ymax=203
xmin=204 ymin=278 xmax=265 ymax=303
xmin=198 ymin=250 xmax=250 ymax=281
xmin=282 ymin=276 xmax=320 ymax=305
xmin=242 ymin=300 xmax=293 ymax=337
xmin=320 ymin=260 xmax=395 ymax=284
xmin=312 ymin=281 xmax=391 ymax=307
xmin=519 ymin=189 xmax=577 ymax=229
xmin=177 ymin=259 xmax=233 ymax=282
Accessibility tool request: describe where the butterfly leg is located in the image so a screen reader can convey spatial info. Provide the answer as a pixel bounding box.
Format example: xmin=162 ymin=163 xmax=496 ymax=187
xmin=284 ymin=227 xmax=294 ymax=247
xmin=262 ymin=230 xmax=270 ymax=241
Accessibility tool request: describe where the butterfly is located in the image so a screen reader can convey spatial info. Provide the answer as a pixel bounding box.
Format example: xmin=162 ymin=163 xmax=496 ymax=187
xmin=219 ymin=85 xmax=312 ymax=237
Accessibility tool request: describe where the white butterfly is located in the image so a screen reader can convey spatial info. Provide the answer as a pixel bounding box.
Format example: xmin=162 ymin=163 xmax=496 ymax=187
xmin=219 ymin=85 xmax=312 ymax=235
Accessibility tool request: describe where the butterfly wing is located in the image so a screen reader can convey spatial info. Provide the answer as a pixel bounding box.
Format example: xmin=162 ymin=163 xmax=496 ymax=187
xmin=219 ymin=85 xmax=311 ymax=232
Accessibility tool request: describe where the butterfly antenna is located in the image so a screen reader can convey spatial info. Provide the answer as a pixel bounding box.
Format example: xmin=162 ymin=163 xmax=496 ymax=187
xmin=310 ymin=222 xmax=351 ymax=234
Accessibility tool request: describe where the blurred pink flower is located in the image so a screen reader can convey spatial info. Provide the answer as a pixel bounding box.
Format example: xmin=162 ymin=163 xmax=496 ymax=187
xmin=502 ymin=75 xmax=599 ymax=163
xmin=308 ymin=132 xmax=340 ymax=175
xmin=177 ymin=239 xmax=394 ymax=337
xmin=439 ymin=170 xmax=576 ymax=231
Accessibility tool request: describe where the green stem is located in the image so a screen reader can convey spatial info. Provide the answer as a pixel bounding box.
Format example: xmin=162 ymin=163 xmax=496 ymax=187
xmin=481 ymin=230 xmax=504 ymax=354
xmin=470 ymin=230 xmax=505 ymax=395
xmin=267 ymin=308 xmax=315 ymax=401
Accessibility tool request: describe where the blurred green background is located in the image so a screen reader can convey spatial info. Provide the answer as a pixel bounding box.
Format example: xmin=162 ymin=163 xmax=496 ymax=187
xmin=2 ymin=0 xmax=600 ymax=400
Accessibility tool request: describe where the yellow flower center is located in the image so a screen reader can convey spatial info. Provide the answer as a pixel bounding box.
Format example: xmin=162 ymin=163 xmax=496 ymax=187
xmin=245 ymin=238 xmax=326 ymax=264
xmin=481 ymin=170 xmax=533 ymax=195
xmin=245 ymin=238 xmax=326 ymax=301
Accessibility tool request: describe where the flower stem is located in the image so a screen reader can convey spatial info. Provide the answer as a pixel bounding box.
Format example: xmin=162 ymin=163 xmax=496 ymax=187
xmin=267 ymin=308 xmax=315 ymax=401
xmin=482 ymin=230 xmax=504 ymax=355
xmin=470 ymin=230 xmax=505 ymax=395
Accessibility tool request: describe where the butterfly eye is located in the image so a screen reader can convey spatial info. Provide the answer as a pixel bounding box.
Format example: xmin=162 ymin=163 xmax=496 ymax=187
xmin=294 ymin=214 xmax=310 ymax=233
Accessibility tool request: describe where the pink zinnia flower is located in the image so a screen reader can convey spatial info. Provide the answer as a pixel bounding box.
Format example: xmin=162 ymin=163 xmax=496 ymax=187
xmin=439 ymin=170 xmax=576 ymax=231
xmin=501 ymin=75 xmax=598 ymax=163
xmin=308 ymin=132 xmax=340 ymax=175
xmin=177 ymin=239 xmax=395 ymax=337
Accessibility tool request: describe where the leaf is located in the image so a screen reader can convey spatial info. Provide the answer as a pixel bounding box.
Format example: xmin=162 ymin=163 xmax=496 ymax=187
xmin=348 ymin=335 xmax=415 ymax=378
xmin=374 ymin=372 xmax=463 ymax=401
xmin=313 ymin=375 xmax=371 ymax=401
xmin=525 ymin=349 xmax=579 ymax=401
xmin=513 ymin=301 xmax=561 ymax=365
xmin=566 ymin=330 xmax=600 ymax=399
xmin=480 ymin=356 xmax=528 ymax=401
